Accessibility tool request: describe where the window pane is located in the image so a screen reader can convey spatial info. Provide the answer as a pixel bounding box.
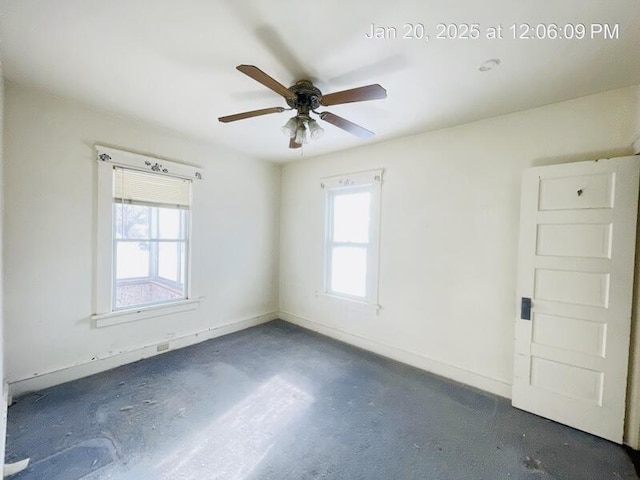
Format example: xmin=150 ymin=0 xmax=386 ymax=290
xmin=114 ymin=204 xmax=149 ymax=239
xmin=330 ymin=246 xmax=367 ymax=297
xmin=158 ymin=241 xmax=184 ymax=283
xmin=114 ymin=240 xmax=186 ymax=310
xmin=158 ymin=207 xmax=185 ymax=239
xmin=115 ymin=241 xmax=150 ymax=279
xmin=115 ymin=280 xmax=185 ymax=310
xmin=333 ymin=192 xmax=371 ymax=243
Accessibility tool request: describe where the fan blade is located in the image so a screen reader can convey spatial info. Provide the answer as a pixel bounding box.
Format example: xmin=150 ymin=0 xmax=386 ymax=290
xmin=236 ymin=65 xmax=296 ymax=100
xmin=320 ymin=84 xmax=387 ymax=106
xmin=218 ymin=107 xmax=285 ymax=123
xmin=289 ymin=137 xmax=302 ymax=149
xmin=319 ymin=112 xmax=375 ymax=139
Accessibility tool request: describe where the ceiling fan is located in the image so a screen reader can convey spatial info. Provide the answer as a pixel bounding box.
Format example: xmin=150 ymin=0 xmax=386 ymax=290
xmin=218 ymin=65 xmax=387 ymax=149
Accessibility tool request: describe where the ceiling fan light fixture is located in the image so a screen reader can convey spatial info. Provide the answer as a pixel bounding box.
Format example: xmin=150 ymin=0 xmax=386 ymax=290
xmin=294 ymin=123 xmax=308 ymax=144
xmin=308 ymin=118 xmax=324 ymax=139
xmin=281 ymin=117 xmax=298 ymax=137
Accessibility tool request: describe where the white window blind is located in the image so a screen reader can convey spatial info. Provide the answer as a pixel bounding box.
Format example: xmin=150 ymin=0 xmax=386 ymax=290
xmin=113 ymin=168 xmax=191 ymax=208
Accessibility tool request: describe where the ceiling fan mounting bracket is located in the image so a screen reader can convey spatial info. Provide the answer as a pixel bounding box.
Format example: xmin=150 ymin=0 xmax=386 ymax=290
xmin=286 ymin=80 xmax=322 ymax=112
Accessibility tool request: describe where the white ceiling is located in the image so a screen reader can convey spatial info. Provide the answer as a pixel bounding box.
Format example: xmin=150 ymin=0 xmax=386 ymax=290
xmin=1 ymin=0 xmax=639 ymax=162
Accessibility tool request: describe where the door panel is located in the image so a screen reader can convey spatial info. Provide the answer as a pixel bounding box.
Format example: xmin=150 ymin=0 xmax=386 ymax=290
xmin=538 ymin=172 xmax=614 ymax=210
xmin=512 ymin=157 xmax=639 ymax=443
xmin=536 ymin=223 xmax=612 ymax=258
xmin=532 ymin=313 xmax=606 ymax=357
xmin=530 ymin=357 xmax=603 ymax=404
xmin=534 ymin=269 xmax=610 ymax=307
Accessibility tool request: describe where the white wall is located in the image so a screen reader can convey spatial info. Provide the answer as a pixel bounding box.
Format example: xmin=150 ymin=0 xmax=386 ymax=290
xmin=634 ymin=87 xmax=640 ymax=154
xmin=3 ymin=82 xmax=280 ymax=393
xmin=0 ymin=59 xmax=7 ymax=467
xmin=635 ymin=86 xmax=640 ymax=138
xmin=280 ymin=85 xmax=640 ymax=398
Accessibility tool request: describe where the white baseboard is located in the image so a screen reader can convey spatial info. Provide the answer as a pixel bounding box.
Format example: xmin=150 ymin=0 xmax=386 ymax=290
xmin=279 ymin=311 xmax=512 ymax=399
xmin=9 ymin=312 xmax=278 ymax=398
xmin=9 ymin=310 xmax=512 ymax=401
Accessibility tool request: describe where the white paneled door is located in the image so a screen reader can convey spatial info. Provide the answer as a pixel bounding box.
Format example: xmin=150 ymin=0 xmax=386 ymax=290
xmin=513 ymin=157 xmax=640 ymax=443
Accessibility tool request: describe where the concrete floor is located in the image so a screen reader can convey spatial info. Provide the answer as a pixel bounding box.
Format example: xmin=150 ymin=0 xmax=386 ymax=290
xmin=5 ymin=320 xmax=637 ymax=479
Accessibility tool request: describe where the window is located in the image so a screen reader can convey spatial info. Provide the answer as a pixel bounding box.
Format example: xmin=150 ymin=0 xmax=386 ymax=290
xmin=322 ymin=170 xmax=382 ymax=304
xmin=94 ymin=146 xmax=203 ymax=323
xmin=113 ymin=168 xmax=190 ymax=310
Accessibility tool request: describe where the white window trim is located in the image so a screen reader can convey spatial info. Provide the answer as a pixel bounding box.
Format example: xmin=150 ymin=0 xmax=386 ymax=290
xmin=92 ymin=299 xmax=201 ymax=328
xmin=93 ymin=146 xmax=204 ymax=326
xmin=320 ymin=169 xmax=383 ymax=310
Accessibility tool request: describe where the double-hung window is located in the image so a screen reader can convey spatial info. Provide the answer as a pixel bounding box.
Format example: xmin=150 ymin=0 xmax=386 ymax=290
xmin=94 ymin=146 xmax=203 ymax=323
xmin=322 ymin=170 xmax=382 ymax=305
xmin=113 ymin=168 xmax=190 ymax=310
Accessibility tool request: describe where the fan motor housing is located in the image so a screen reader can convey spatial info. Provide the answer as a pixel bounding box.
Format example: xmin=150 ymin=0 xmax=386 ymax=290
xmin=287 ymin=80 xmax=322 ymax=111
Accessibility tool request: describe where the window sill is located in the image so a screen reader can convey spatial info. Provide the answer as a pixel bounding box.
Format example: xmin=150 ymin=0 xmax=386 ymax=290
xmin=92 ymin=298 xmax=202 ymax=328
xmin=315 ymin=292 xmax=381 ymax=313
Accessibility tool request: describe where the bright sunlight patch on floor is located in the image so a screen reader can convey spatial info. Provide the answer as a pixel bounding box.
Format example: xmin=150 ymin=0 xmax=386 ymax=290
xmin=156 ymin=376 xmax=314 ymax=480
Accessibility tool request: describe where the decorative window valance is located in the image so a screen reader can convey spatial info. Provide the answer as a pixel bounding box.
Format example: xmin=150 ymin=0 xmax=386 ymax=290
xmin=320 ymin=169 xmax=383 ymax=189
xmin=95 ymin=145 xmax=203 ymax=181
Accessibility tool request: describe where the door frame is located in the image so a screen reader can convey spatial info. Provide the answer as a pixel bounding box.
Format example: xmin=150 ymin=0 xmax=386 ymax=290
xmin=624 ymin=185 xmax=640 ymax=448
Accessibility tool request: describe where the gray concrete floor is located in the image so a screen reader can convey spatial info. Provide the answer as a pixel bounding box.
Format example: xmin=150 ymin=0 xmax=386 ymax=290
xmin=5 ymin=320 xmax=637 ymax=479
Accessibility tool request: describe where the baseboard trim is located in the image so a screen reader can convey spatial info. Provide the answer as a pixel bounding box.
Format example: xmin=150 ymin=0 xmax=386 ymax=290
xmin=9 ymin=311 xmax=279 ymax=398
xmin=279 ymin=311 xmax=512 ymax=399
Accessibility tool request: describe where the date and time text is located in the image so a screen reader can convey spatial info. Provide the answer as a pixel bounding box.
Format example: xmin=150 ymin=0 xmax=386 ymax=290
xmin=365 ymin=22 xmax=620 ymax=41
